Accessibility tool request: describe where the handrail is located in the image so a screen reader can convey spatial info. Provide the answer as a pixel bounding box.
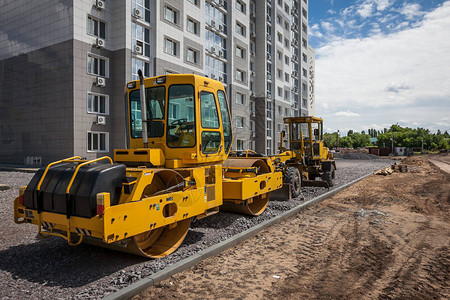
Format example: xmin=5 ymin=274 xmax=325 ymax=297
xmin=65 ymin=156 xmax=113 ymax=194
xmin=36 ymin=156 xmax=82 ymax=191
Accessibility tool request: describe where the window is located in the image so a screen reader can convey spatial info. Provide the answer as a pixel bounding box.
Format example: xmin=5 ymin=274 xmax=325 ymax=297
xmin=132 ymin=0 xmax=150 ymax=23
xmin=217 ymin=90 xmax=232 ymax=153
xmin=278 ymin=87 xmax=282 ymax=97
xmin=277 ymin=32 xmax=282 ymax=42
xmin=277 ymin=51 xmax=282 ymax=60
xmin=267 ymin=120 xmax=272 ymax=137
xmin=250 ymin=101 xmax=255 ymax=113
xmin=200 ymin=91 xmax=219 ymax=128
xmin=236 ymin=116 xmax=245 ymax=128
xmin=187 ymin=48 xmax=199 ymax=64
xmin=278 ymin=105 xmax=282 ymax=115
xmin=164 ymin=6 xmax=178 ymax=24
xmin=284 ymin=38 xmax=289 ymax=48
xmin=236 ymin=46 xmax=245 ymax=58
xmin=132 ymin=22 xmax=150 ymax=57
xmin=302 ymin=38 xmax=307 ymax=48
xmin=87 ymin=92 xmax=109 ymax=115
xmin=236 ymin=140 xmax=244 ymax=151
xmin=284 ymin=21 xmax=289 ymax=30
xmin=284 ymin=90 xmax=289 ymax=100
xmin=87 ymin=54 xmax=107 ymax=77
xmin=277 ymin=123 xmax=281 ymax=133
xmin=87 ymin=16 xmax=106 ymax=39
xmin=285 ymin=55 xmax=289 ymax=65
xmin=303 ymin=68 xmax=307 ymax=77
xmin=284 ymin=4 xmax=289 ymax=13
xmin=164 ymin=38 xmax=177 ymax=56
xmin=235 ymin=69 xmax=245 ymax=82
xmin=236 ymin=93 xmax=245 ymax=105
xmin=87 ymin=131 xmax=108 ymax=152
xmin=236 ymin=0 xmax=246 ymax=13
xmin=303 ymin=97 xmax=307 ymax=108
xmin=187 ymin=18 xmax=199 ymax=35
xmin=285 ymin=72 xmax=289 ymax=82
xmin=303 ymin=53 xmax=307 ymax=62
xmin=302 ymin=22 xmax=307 ymax=34
xmin=302 ymin=8 xmax=308 ymax=18
xmin=131 ymin=58 xmax=150 ymax=80
xmin=188 ymin=0 xmax=199 ymax=5
xmin=236 ymin=22 xmax=245 ymax=36
xmin=167 ymin=85 xmax=196 ymax=148
xmin=285 ymin=107 xmax=289 ymax=116
xmin=129 ymin=86 xmax=166 ymax=139
xmin=278 ymin=0 xmax=282 ymax=6
xmin=277 ymin=15 xmax=282 ymax=24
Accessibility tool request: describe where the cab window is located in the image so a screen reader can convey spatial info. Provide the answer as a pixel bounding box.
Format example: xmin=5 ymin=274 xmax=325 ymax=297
xmin=217 ymin=90 xmax=232 ymax=154
xmin=167 ymin=84 xmax=195 ymax=148
xmin=129 ymin=86 xmax=165 ymax=138
xmin=200 ymin=91 xmax=219 ymax=128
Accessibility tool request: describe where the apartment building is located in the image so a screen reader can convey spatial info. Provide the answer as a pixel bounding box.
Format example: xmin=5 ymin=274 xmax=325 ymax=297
xmin=0 ymin=0 xmax=313 ymax=164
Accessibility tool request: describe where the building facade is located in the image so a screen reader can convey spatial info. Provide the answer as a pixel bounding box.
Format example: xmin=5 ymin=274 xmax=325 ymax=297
xmin=0 ymin=0 xmax=313 ymax=165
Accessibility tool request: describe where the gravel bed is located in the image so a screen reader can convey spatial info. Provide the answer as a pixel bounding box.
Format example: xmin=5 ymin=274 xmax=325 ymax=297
xmin=0 ymin=158 xmax=393 ymax=299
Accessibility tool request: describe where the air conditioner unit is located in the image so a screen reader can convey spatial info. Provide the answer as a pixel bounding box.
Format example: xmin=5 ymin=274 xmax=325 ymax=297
xmin=267 ymin=15 xmax=272 ymax=23
xmin=267 ymin=74 xmax=272 ymax=80
xmin=251 ymin=132 xmax=256 ymax=138
xmin=292 ymin=70 xmax=298 ymax=77
xmin=95 ymin=0 xmax=105 ymax=10
xmin=210 ymin=46 xmax=216 ymax=53
xmin=211 ymin=74 xmax=216 ymax=79
xmin=250 ymin=51 xmax=255 ymax=56
xmin=250 ymin=12 xmax=255 ymax=18
xmin=97 ymin=115 xmax=106 ymax=125
xmin=96 ymin=38 xmax=105 ymax=48
xmin=266 ymin=34 xmax=271 ymax=41
xmin=267 ymin=92 xmax=272 ymax=98
xmin=96 ymin=77 xmax=106 ymax=87
xmin=218 ymin=76 xmax=223 ymax=82
xmin=251 ymin=71 xmax=255 ymax=76
xmin=292 ymin=8 xmax=298 ymax=14
xmin=134 ymin=44 xmax=143 ymax=54
xmin=250 ymin=92 xmax=255 ymax=97
xmin=211 ymin=20 xmax=216 ymax=27
xmin=250 ymin=32 xmax=256 ymax=38
xmin=133 ymin=8 xmax=141 ymax=18
xmin=218 ymin=50 xmax=224 ymax=57
xmin=267 ymin=53 xmax=272 ymax=60
xmin=218 ymin=24 xmax=224 ymax=32
xmin=218 ymin=0 xmax=224 ymax=7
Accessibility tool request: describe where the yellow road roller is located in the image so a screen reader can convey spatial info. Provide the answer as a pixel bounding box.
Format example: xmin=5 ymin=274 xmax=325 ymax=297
xmin=14 ymin=72 xmax=282 ymax=258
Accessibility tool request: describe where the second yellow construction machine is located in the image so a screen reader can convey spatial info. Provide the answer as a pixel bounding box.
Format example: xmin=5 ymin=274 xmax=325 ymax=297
xmin=273 ymin=116 xmax=336 ymax=198
xmin=14 ymin=72 xmax=282 ymax=258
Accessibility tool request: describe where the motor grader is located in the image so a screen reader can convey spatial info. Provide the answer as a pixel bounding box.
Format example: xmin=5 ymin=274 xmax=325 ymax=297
xmin=13 ymin=72 xmax=282 ymax=258
xmin=273 ymin=116 xmax=336 ymax=198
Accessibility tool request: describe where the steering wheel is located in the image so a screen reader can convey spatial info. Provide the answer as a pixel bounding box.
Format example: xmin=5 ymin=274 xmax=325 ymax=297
xmin=170 ymin=118 xmax=188 ymax=126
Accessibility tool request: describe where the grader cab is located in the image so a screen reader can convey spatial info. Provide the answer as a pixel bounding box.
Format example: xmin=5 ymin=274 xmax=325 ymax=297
xmin=274 ymin=116 xmax=336 ymax=198
xmin=14 ymin=73 xmax=282 ymax=258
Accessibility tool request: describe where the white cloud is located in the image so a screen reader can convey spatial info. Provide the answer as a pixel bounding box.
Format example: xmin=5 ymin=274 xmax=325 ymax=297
xmin=399 ymin=3 xmax=425 ymax=20
xmin=374 ymin=0 xmax=392 ymax=11
xmin=321 ymin=21 xmax=336 ymax=32
xmin=309 ymin=24 xmax=324 ymax=38
xmin=357 ymin=2 xmax=374 ymax=18
xmin=335 ymin=111 xmax=361 ymax=118
xmin=315 ymin=1 xmax=450 ymax=133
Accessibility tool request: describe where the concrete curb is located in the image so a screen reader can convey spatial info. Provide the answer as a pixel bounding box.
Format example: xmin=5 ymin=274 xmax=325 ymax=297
xmin=104 ymin=170 xmax=375 ymax=300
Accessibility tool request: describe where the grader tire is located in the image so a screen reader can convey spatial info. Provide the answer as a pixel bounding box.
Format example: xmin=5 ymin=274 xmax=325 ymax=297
xmin=322 ymin=167 xmax=335 ymax=187
xmin=284 ymin=167 xmax=301 ymax=198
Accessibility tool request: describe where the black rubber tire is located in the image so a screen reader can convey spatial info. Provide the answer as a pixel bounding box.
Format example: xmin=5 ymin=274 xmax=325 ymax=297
xmin=284 ymin=167 xmax=301 ymax=198
xmin=322 ymin=167 xmax=335 ymax=187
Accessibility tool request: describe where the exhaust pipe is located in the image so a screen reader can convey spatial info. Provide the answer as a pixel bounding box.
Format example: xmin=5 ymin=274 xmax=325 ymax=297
xmin=138 ymin=69 xmax=148 ymax=148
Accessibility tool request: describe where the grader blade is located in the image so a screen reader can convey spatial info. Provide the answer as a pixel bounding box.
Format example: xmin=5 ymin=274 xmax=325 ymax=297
xmin=302 ymin=180 xmax=329 ymax=188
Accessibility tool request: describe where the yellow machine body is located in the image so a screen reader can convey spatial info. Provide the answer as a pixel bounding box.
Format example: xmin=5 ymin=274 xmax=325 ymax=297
xmin=14 ymin=74 xmax=282 ymax=258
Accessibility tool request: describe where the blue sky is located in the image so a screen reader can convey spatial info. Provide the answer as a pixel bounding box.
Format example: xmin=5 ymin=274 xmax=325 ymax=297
xmin=308 ymin=0 xmax=450 ymax=134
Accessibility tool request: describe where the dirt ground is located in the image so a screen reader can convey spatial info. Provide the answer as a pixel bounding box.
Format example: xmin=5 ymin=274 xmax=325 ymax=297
xmin=134 ymin=154 xmax=449 ymax=300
